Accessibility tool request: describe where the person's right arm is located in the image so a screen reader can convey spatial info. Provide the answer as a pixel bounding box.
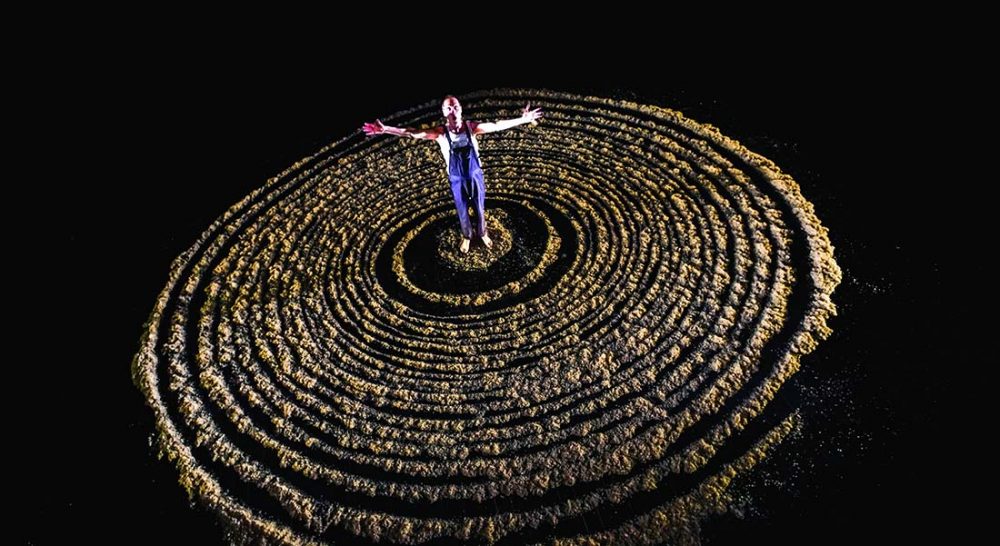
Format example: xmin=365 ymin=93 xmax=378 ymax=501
xmin=362 ymin=119 xmax=442 ymax=140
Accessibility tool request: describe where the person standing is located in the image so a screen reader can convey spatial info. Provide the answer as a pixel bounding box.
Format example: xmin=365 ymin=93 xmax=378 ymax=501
xmin=363 ymin=96 xmax=543 ymax=253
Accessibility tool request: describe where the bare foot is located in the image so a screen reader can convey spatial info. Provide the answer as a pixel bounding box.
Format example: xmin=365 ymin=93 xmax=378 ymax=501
xmin=460 ymin=238 xmax=471 ymax=253
xmin=482 ymin=233 xmax=493 ymax=249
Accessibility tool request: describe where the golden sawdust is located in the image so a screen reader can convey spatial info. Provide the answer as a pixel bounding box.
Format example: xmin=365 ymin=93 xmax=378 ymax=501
xmin=132 ymin=88 xmax=841 ymax=545
xmin=437 ymin=209 xmax=514 ymax=271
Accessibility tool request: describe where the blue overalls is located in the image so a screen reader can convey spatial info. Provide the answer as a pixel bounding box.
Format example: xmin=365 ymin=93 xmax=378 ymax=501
xmin=444 ymin=122 xmax=487 ymax=239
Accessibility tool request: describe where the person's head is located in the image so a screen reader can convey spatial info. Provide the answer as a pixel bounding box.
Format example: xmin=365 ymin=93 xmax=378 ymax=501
xmin=441 ymin=96 xmax=462 ymax=121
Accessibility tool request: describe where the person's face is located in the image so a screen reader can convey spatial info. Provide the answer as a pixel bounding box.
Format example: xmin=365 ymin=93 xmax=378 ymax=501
xmin=442 ymin=99 xmax=462 ymax=120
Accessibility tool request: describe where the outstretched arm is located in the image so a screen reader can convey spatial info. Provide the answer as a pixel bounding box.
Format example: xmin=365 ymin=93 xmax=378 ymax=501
xmin=362 ymin=119 xmax=442 ymax=140
xmin=474 ymin=103 xmax=544 ymax=134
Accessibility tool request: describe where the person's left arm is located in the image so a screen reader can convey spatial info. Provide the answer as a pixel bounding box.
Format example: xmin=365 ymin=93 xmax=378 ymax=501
xmin=473 ymin=103 xmax=543 ymax=134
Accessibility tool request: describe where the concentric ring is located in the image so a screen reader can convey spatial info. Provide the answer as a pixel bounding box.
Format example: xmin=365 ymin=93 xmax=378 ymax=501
xmin=132 ymin=88 xmax=841 ymax=545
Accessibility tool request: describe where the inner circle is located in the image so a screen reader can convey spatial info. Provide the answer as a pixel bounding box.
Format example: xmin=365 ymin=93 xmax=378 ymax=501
xmin=404 ymin=200 xmax=546 ymax=294
xmin=374 ymin=196 xmax=579 ymax=315
xmin=436 ymin=208 xmax=515 ymax=271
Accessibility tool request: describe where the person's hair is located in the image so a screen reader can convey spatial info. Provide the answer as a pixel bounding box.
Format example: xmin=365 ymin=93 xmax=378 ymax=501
xmin=442 ymin=95 xmax=460 ymax=106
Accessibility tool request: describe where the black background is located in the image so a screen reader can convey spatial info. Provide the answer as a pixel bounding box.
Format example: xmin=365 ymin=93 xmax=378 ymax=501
xmin=25 ymin=57 xmax=957 ymax=544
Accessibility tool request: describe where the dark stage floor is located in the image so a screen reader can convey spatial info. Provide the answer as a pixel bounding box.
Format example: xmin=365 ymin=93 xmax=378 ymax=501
xmin=26 ymin=71 xmax=954 ymax=545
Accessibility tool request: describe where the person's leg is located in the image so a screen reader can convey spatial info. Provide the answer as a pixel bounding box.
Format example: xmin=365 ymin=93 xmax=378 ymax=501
xmin=472 ymin=171 xmax=491 ymax=246
xmin=450 ymin=178 xmax=473 ymax=248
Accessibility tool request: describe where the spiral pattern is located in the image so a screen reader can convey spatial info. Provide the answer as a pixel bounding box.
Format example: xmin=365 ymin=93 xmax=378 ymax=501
xmin=132 ymin=89 xmax=841 ymax=545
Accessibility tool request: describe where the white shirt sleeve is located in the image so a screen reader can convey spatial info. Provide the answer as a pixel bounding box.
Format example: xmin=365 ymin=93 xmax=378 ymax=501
xmin=435 ymin=133 xmax=451 ymax=176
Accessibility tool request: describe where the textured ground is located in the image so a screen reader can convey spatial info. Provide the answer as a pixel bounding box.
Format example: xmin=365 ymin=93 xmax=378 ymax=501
xmin=131 ymin=89 xmax=840 ymax=544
